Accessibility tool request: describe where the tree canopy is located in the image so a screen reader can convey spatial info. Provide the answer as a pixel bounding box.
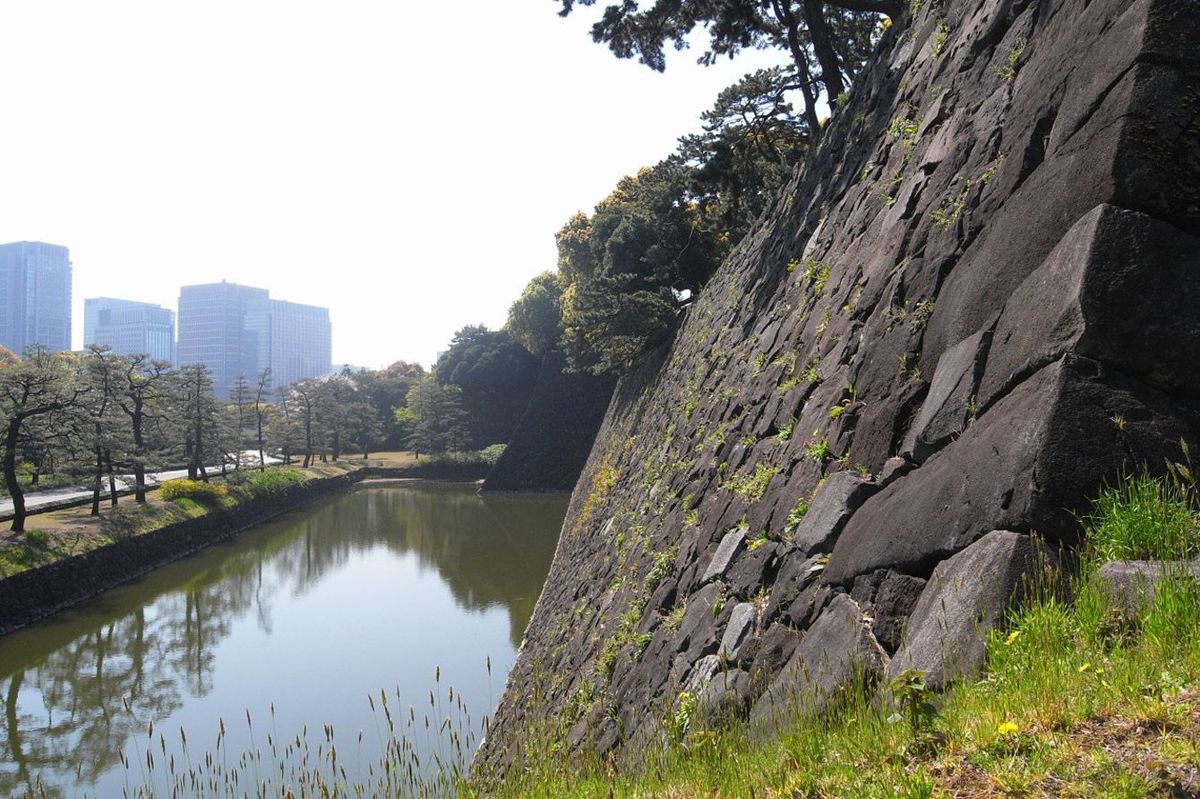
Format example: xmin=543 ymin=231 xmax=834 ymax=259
xmin=506 ymin=272 xmax=564 ymax=358
xmin=434 ymin=326 xmax=540 ymax=449
xmin=557 ymin=0 xmax=891 ymax=132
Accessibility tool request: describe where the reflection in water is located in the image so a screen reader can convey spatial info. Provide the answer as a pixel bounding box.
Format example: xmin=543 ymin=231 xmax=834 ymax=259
xmin=0 ymin=482 xmax=565 ymax=797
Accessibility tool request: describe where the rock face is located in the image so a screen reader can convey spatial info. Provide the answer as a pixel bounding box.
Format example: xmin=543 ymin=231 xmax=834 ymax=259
xmin=481 ymin=350 xmax=616 ymax=491
xmin=886 ymin=530 xmax=1043 ymax=689
xmin=476 ymin=0 xmax=1200 ymax=773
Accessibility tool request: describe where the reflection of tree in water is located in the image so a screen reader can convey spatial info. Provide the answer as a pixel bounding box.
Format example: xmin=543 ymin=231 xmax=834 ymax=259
xmin=362 ymin=485 xmax=565 ymax=646
xmin=1 ymin=608 xmax=184 ymax=797
xmin=262 ymin=484 xmax=565 ymax=645
xmin=0 ymin=484 xmax=564 ymax=796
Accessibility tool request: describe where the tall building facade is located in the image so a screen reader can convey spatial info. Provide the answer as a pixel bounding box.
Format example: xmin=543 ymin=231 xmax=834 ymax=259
xmin=0 ymin=242 xmax=72 ymax=354
xmin=84 ymin=297 xmax=176 ymax=363
xmin=244 ymin=299 xmax=333 ymax=393
xmin=177 ymin=281 xmax=331 ymax=399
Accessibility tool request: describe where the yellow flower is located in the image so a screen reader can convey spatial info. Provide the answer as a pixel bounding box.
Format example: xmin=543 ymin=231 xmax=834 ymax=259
xmin=1078 ymin=662 xmax=1091 ymax=673
xmin=997 ymin=722 xmax=1019 ymax=736
xmin=1004 ymin=630 xmax=1020 ymax=646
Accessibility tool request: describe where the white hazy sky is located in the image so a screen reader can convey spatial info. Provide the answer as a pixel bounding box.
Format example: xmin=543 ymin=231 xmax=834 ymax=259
xmin=0 ymin=1 xmax=786 ymax=368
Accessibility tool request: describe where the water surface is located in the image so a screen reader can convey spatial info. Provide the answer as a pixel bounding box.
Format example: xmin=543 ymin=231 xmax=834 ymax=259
xmin=0 ymin=481 xmax=566 ymax=797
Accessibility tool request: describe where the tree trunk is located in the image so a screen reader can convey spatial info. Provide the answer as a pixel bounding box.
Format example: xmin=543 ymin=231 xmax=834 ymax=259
xmin=105 ymin=451 xmax=118 ymax=507
xmin=131 ymin=401 xmax=148 ymax=503
xmin=772 ymin=0 xmax=821 ymax=133
xmin=803 ymin=0 xmax=846 ymax=101
xmin=4 ymin=419 xmax=26 ymax=533
xmin=91 ymin=438 xmax=103 ymax=517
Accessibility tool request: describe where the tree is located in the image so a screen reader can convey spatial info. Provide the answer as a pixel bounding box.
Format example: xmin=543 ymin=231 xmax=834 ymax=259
xmin=353 ymin=361 xmax=426 ymax=450
xmin=0 ymin=348 xmax=89 ymax=532
xmin=115 ymin=355 xmax=171 ymax=503
xmin=679 ymin=66 xmax=811 ymax=242
xmin=173 ymin=365 xmax=219 ymax=481
xmin=253 ymin=368 xmax=272 ymax=470
xmin=556 ymin=161 xmax=724 ymax=373
xmin=229 ymin=374 xmax=252 ymax=470
xmin=82 ymin=346 xmax=130 ymax=515
xmin=288 ymin=379 xmax=321 ymax=468
xmin=434 ymin=326 xmax=539 ymax=448
xmin=506 ymin=272 xmax=564 ymax=358
xmin=403 ymin=375 xmax=468 ymax=456
xmin=556 ymin=0 xmax=890 ymax=133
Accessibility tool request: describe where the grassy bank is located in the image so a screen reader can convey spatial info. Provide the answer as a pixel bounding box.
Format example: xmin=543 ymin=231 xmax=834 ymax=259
xmin=481 ymin=472 xmax=1200 ymax=798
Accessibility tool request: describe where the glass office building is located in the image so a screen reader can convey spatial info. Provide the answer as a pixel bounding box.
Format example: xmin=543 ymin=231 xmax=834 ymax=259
xmin=0 ymin=242 xmax=72 ymax=354
xmin=178 ymin=281 xmax=331 ymax=400
xmin=84 ymin=297 xmax=176 ymax=363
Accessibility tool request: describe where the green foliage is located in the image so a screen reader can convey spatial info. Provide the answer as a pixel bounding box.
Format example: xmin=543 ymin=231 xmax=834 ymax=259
xmin=722 ymin=462 xmax=780 ymax=504
xmin=404 ymin=375 xmax=469 ymax=455
xmin=777 ymin=418 xmax=796 ymax=442
xmin=887 ymin=112 xmax=921 ymax=150
xmin=996 ymin=36 xmax=1027 ymax=83
xmin=159 ymin=478 xmax=228 ymax=506
xmin=804 ymin=436 xmax=831 ymax=462
xmin=556 ymin=0 xmax=887 ymax=140
xmin=558 ymin=161 xmax=719 ymax=375
xmin=783 ymin=498 xmax=810 ymax=536
xmin=931 ymin=18 xmax=950 ymax=57
xmin=803 ymin=358 xmax=821 ymax=383
xmin=24 ymin=528 xmax=48 ymax=544
xmin=435 ymin=326 xmax=539 ymax=449
xmin=506 ymin=272 xmax=564 ymax=357
xmin=479 ymin=443 xmax=507 ymax=465
xmin=646 ymin=547 xmax=677 ymax=592
xmin=931 ymin=192 xmax=966 ymax=228
xmin=886 ymin=669 xmax=940 ymax=753
xmin=227 ymin=467 xmax=311 ymax=500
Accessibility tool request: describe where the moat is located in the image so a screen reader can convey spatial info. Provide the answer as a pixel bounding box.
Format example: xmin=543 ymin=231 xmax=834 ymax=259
xmin=0 ymin=481 xmax=566 ymax=797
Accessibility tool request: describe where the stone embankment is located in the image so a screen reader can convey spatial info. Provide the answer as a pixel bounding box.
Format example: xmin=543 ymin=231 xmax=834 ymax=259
xmin=478 ymin=0 xmax=1200 ymax=771
xmin=482 ymin=350 xmax=616 ymax=492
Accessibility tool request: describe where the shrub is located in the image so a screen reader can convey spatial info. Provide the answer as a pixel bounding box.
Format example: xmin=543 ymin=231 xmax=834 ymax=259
xmin=171 ymin=497 xmax=205 ymax=516
xmin=237 ymin=468 xmax=310 ymax=499
xmin=479 ymin=444 xmax=507 ymax=465
xmin=159 ymin=478 xmax=228 ymax=506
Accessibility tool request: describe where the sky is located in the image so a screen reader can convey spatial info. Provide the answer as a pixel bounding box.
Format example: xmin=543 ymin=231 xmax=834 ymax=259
xmin=0 ymin=1 xmax=787 ymax=369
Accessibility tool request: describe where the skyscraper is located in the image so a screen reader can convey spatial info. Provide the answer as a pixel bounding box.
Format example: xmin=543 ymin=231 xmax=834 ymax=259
xmin=84 ymin=297 xmax=176 ymax=362
xmin=244 ymin=299 xmax=333 ymax=393
xmin=177 ymin=281 xmax=331 ymax=400
xmin=0 ymin=242 xmax=72 ymax=354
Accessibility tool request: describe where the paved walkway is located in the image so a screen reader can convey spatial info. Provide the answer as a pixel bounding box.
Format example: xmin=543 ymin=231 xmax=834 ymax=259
xmin=0 ymin=453 xmax=281 ymax=517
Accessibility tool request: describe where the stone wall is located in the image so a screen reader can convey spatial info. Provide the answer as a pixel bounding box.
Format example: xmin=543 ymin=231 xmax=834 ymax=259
xmin=477 ymin=0 xmax=1200 ymax=771
xmin=482 ymin=350 xmax=616 ymax=492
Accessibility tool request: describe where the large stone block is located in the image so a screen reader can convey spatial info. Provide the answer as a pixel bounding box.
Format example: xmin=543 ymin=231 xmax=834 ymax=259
xmin=979 ymin=205 xmax=1200 ymax=407
xmin=825 ymin=355 xmax=1197 ymax=584
xmin=887 ymin=530 xmax=1040 ymax=688
xmin=750 ymin=594 xmax=887 ymax=730
xmin=903 ymin=327 xmax=991 ymax=462
xmin=1098 ymin=559 xmax=1200 ymax=618
xmin=789 ymin=471 xmax=879 ymax=555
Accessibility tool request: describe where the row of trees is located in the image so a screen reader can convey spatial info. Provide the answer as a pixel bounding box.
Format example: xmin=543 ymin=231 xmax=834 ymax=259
xmin=0 ymin=347 xmax=427 ymax=532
